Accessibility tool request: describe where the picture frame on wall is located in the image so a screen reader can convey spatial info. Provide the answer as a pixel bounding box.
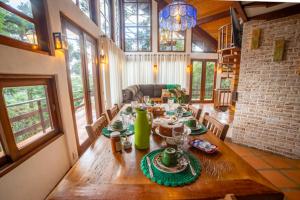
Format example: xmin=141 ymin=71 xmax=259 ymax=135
xmin=273 ymin=39 xmax=285 ymax=62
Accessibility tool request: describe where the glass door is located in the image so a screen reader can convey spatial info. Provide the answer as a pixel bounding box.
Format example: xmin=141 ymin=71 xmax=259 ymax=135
xmin=63 ymin=19 xmax=100 ymax=155
xmin=190 ymin=60 xmax=217 ymax=103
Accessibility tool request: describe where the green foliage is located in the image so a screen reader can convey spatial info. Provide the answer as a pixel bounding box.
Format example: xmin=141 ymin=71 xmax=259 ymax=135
xmin=169 ymin=88 xmax=189 ymax=104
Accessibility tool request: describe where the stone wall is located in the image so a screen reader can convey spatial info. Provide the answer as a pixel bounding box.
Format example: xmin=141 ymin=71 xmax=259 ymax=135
xmin=232 ymin=14 xmax=300 ymax=159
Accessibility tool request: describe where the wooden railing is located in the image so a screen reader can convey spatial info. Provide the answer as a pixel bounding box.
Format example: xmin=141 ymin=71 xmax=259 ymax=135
xmin=214 ymin=89 xmax=232 ymax=109
xmin=218 ymin=24 xmax=234 ymax=51
xmin=7 ymin=98 xmax=50 ymax=138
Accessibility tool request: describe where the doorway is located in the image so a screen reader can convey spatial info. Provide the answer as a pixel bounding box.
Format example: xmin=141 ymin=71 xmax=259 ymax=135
xmin=190 ymin=60 xmax=217 ymax=103
xmin=62 ymin=18 xmax=101 ymax=155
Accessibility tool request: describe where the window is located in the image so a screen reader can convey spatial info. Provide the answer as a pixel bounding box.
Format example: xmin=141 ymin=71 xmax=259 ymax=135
xmin=159 ymin=29 xmax=185 ymax=52
xmin=114 ymin=0 xmax=121 ymax=47
xmin=72 ymin=0 xmax=92 ymax=19
xmin=220 ymin=77 xmax=231 ymax=89
xmin=0 ymin=75 xmax=61 ymax=170
xmin=124 ymin=0 xmax=151 ymax=52
xmin=0 ymin=0 xmax=50 ymax=52
xmin=192 ymin=29 xmax=204 ymax=53
xmin=100 ymin=0 xmax=111 ymax=38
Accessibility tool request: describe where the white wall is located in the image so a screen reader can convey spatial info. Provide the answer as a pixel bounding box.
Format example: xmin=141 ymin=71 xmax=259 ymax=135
xmin=0 ymin=0 xmax=104 ymax=199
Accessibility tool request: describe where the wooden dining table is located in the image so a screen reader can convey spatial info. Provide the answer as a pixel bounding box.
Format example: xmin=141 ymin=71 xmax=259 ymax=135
xmin=48 ymin=105 xmax=284 ymax=200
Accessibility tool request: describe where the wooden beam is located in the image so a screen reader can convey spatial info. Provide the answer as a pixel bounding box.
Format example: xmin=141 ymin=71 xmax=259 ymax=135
xmin=243 ymin=2 xmax=282 ymax=8
xmin=250 ymin=4 xmax=300 ymax=21
xmin=232 ymin=2 xmax=248 ymax=22
xmin=197 ymin=10 xmax=230 ymax=25
xmin=193 ymin=26 xmax=218 ymax=52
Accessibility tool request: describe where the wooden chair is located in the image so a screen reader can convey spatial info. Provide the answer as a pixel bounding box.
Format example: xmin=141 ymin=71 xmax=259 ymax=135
xmin=107 ymin=104 xmax=120 ymax=121
xmin=85 ymin=113 xmax=109 ymax=141
xmin=188 ymin=104 xmax=202 ymax=120
xmin=202 ymin=112 xmax=229 ymax=141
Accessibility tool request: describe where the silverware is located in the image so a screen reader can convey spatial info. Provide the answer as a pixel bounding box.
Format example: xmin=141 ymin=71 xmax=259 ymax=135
xmin=185 ymin=155 xmax=196 ymax=176
xmin=146 ymin=156 xmax=154 ymax=178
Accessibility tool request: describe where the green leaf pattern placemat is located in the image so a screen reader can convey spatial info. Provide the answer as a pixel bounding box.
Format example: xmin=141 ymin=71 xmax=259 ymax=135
xmin=102 ymin=124 xmax=134 ymax=138
xmin=140 ymin=149 xmax=201 ymax=187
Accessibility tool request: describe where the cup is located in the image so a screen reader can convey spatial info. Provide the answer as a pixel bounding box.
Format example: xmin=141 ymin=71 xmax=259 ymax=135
xmin=161 ymin=147 xmax=182 ymax=167
xmin=186 ymin=118 xmax=197 ymax=128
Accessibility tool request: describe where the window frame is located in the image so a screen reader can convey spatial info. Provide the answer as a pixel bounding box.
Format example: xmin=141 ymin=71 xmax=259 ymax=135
xmin=72 ymin=0 xmax=97 ymax=23
xmin=123 ymin=0 xmax=152 ymax=52
xmin=220 ymin=77 xmax=232 ymax=90
xmin=113 ymin=0 xmax=121 ymax=47
xmin=158 ymin=29 xmax=186 ymax=52
xmin=0 ymin=74 xmax=62 ymax=175
xmin=100 ymin=0 xmax=112 ymax=38
xmin=0 ymin=0 xmax=51 ymax=54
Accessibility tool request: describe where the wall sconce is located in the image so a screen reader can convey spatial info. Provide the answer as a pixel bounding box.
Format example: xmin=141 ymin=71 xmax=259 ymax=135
xmin=153 ymin=64 xmax=158 ymax=72
xmin=53 ymin=32 xmax=67 ymax=50
xmin=100 ymin=47 xmax=106 ymax=64
xmin=186 ymin=64 xmax=192 ymax=73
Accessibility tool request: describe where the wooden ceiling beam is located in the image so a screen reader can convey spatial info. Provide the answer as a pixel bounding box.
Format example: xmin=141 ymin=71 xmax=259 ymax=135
xmin=232 ymin=2 xmax=248 ymax=22
xmin=243 ymin=2 xmax=282 ymax=8
xmin=197 ymin=10 xmax=230 ymax=25
xmin=250 ymin=4 xmax=300 ymax=21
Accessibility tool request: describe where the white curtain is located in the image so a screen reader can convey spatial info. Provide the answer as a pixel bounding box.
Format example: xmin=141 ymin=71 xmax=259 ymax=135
xmin=157 ymin=54 xmax=188 ymax=89
xmin=105 ymin=39 xmax=125 ymax=107
xmin=123 ymin=54 xmax=155 ymax=88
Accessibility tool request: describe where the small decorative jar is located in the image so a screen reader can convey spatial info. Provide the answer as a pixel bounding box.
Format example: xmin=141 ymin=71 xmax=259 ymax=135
xmin=111 ymin=131 xmax=122 ymax=153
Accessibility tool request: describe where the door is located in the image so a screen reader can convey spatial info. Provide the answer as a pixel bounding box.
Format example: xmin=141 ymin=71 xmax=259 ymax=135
xmin=190 ymin=60 xmax=217 ymax=103
xmin=63 ymin=19 xmax=100 ymax=155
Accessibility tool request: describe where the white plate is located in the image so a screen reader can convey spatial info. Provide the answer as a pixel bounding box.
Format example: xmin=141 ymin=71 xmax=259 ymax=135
xmin=152 ymin=153 xmax=188 ymax=174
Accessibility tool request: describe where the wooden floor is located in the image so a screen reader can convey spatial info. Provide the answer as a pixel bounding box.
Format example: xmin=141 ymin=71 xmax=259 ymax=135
xmin=192 ymin=103 xmax=300 ymax=200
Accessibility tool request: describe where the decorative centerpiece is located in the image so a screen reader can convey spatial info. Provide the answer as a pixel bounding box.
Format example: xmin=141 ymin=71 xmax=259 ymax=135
xmin=159 ymin=122 xmax=184 ymax=137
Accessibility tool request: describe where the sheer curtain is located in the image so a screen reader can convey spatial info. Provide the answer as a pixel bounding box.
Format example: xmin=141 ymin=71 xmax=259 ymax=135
xmin=104 ymin=39 xmax=125 ymax=107
xmin=123 ymin=54 xmax=155 ymax=88
xmin=157 ymin=54 xmax=188 ymax=89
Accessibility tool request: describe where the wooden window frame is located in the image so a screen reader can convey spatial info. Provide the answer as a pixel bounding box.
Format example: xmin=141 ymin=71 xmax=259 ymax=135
xmin=0 ymin=74 xmax=63 ymax=177
xmin=100 ymin=0 xmax=112 ymax=38
xmin=73 ymin=0 xmax=97 ymax=24
xmin=220 ymin=77 xmax=232 ymax=90
xmin=123 ymin=0 xmax=152 ymax=52
xmin=0 ymin=0 xmax=51 ymax=54
xmin=189 ymin=59 xmax=217 ymax=103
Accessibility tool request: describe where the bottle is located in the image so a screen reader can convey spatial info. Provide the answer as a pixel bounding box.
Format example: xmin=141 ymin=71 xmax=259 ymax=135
xmin=111 ymin=131 xmax=122 ymax=153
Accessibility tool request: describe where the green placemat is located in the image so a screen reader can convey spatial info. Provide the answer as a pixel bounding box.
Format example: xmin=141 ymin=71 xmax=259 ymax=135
xmin=190 ymin=126 xmax=208 ymax=136
xmin=166 ymin=111 xmax=192 ymax=117
xmin=140 ymin=149 xmax=201 ymax=187
xmin=102 ymin=124 xmax=134 ymax=138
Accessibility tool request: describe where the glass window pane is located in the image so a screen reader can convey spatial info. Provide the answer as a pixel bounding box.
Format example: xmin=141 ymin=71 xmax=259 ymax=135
xmin=0 ymin=7 xmax=37 ymax=44
xmin=125 ymin=39 xmax=137 ymax=51
xmin=66 ymin=28 xmax=89 ymax=145
xmin=221 ymin=78 xmax=231 ymax=89
xmin=138 ymin=27 xmax=150 ymax=39
xmin=125 ymin=3 xmax=137 ymax=26
xmin=192 ymin=61 xmax=202 ymax=100
xmin=79 ymin=0 xmax=90 ymax=18
xmin=173 ymin=40 xmax=184 ymax=51
xmin=138 ymin=3 xmax=150 ymax=15
xmin=100 ymin=0 xmax=105 ymax=13
xmin=205 ymin=62 xmax=216 ymax=100
xmin=114 ymin=0 xmax=120 ymax=47
xmin=3 ymin=85 xmax=54 ymax=149
xmin=138 ymin=39 xmax=150 ymax=51
xmin=138 ymin=14 xmax=150 ymax=26
xmin=0 ymin=0 xmax=33 ymax=18
xmin=125 ymin=27 xmax=137 ymax=40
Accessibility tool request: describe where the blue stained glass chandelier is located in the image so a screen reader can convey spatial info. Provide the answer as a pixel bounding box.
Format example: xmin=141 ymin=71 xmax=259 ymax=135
xmin=159 ymin=0 xmax=197 ymax=32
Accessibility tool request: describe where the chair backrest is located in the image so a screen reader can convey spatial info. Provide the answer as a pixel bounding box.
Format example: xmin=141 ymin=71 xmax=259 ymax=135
xmin=188 ymin=104 xmax=202 ymax=120
xmin=85 ymin=113 xmax=109 ymax=140
xmin=107 ymin=104 xmax=120 ymax=120
xmin=203 ymin=112 xmax=229 ymax=141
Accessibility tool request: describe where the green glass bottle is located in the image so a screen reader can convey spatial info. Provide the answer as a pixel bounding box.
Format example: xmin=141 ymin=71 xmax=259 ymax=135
xmin=134 ymin=108 xmax=152 ymax=149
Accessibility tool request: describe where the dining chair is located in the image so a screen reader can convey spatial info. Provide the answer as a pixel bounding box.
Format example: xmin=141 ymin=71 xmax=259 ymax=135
xmin=85 ymin=113 xmax=109 ymax=140
xmin=188 ymin=104 xmax=202 ymax=120
xmin=107 ymin=104 xmax=120 ymax=121
xmin=202 ymin=112 xmax=229 ymax=141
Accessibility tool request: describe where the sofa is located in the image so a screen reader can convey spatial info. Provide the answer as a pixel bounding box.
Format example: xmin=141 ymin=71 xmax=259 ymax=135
xmin=122 ymin=84 xmax=180 ymax=103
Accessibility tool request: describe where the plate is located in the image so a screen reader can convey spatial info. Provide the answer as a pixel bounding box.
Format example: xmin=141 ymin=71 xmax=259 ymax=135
xmin=189 ymin=139 xmax=218 ymax=154
xmin=188 ymin=124 xmax=204 ymax=131
xmin=152 ymin=153 xmax=188 ymax=174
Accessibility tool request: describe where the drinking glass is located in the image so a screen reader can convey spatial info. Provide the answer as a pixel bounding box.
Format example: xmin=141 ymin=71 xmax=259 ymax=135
xmin=131 ymin=101 xmax=138 ymax=109
xmin=144 ymin=96 xmax=150 ymax=104
xmin=172 ymin=129 xmax=185 ymax=153
xmin=168 ymin=98 xmax=174 ymax=111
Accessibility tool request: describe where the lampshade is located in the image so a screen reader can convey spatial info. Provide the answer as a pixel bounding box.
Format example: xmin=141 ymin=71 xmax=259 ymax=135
xmin=159 ymin=0 xmax=197 ymax=32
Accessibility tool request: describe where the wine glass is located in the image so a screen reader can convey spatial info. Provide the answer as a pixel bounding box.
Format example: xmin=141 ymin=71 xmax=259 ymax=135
xmin=131 ymin=100 xmax=138 ymax=109
xmin=143 ymin=96 xmax=150 ymax=104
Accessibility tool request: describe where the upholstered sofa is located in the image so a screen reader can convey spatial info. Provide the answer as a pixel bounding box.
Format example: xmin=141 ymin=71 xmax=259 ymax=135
xmin=122 ymin=84 xmax=180 ymax=103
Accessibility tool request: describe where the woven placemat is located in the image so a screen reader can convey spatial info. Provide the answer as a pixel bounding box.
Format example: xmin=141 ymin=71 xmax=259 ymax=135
xmin=189 ymin=125 xmax=208 ymax=136
xmin=102 ymin=124 xmax=134 ymax=138
xmin=166 ymin=111 xmax=193 ymax=117
xmin=140 ymin=149 xmax=201 ymax=187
